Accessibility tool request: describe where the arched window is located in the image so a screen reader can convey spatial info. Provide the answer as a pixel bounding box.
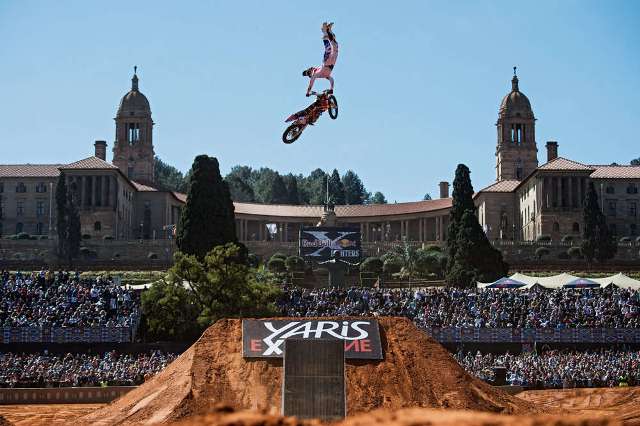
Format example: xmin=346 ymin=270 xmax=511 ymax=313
xmin=552 ymin=222 xmax=560 ymax=233
xmin=16 ymin=182 xmax=27 ymax=193
xmin=515 ymin=159 xmax=523 ymax=180
xmin=572 ymin=222 xmax=580 ymax=233
xmin=16 ymin=222 xmax=23 ymax=233
xmin=94 ymin=221 xmax=102 ymax=231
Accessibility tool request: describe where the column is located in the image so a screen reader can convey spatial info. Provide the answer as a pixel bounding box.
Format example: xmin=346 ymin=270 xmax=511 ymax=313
xmin=567 ymin=177 xmax=573 ymax=209
xmin=366 ymin=222 xmax=370 ymax=242
xmin=79 ymin=176 xmax=86 ymax=208
xmin=360 ymin=222 xmax=364 ymax=241
xmin=419 ymin=219 xmax=423 ymax=242
xmin=435 ymin=217 xmax=440 ymax=241
xmin=101 ymin=175 xmax=107 ymax=207
xmin=400 ymin=221 xmax=405 ymax=240
xmin=284 ymin=222 xmax=289 ymax=242
xmin=258 ymin=221 xmax=264 ymax=241
xmin=555 ymin=176 xmax=561 ymax=208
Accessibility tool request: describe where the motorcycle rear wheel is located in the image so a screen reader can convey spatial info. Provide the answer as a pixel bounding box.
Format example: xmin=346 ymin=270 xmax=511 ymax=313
xmin=328 ymin=95 xmax=338 ymax=119
xmin=282 ymin=124 xmax=304 ymax=144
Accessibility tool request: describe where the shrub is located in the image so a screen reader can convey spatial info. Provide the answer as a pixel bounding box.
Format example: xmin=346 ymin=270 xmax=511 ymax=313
xmin=360 ymin=257 xmax=384 ymax=274
xmin=82 ymin=234 xmax=91 ymax=240
xmin=247 ymin=253 xmax=260 ymax=268
xmin=29 ymin=235 xmax=38 ymax=240
xmin=536 ymin=235 xmax=551 ymax=242
xmin=270 ymin=252 xmax=287 ymax=261
xmin=557 ymin=251 xmax=570 ymax=260
xmin=103 ymin=235 xmax=114 ymax=240
xmin=423 ymin=244 xmax=441 ymax=252
xmin=147 ymin=252 xmax=158 ymax=260
xmin=415 ymin=249 xmax=444 ymax=276
xmin=267 ymin=257 xmax=286 ymax=273
xmin=383 ymin=257 xmax=402 ymax=274
xmin=535 ymin=247 xmax=550 ymax=259
xmin=561 ymin=235 xmax=573 ymax=243
xmin=16 ymin=232 xmax=30 ymax=240
xmin=567 ymin=246 xmax=583 ymax=259
xmin=285 ymin=256 xmax=305 ymax=272
xmin=39 ymin=235 xmax=48 ymax=240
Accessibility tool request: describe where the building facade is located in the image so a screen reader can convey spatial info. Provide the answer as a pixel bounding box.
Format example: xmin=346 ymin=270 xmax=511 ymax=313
xmin=1 ymin=69 xmax=638 ymax=244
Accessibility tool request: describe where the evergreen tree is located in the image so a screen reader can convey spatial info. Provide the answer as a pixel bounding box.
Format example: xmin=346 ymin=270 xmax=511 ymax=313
xmin=370 ymin=191 xmax=387 ymax=204
xmin=55 ymin=173 xmax=69 ymax=260
xmin=177 ymin=155 xmax=237 ymax=259
xmin=631 ymin=158 xmax=640 ymax=166
xmin=342 ymin=170 xmax=367 ymax=205
xmin=225 ymin=166 xmax=255 ymax=202
xmin=446 ymin=164 xmax=476 ymax=270
xmin=55 ymin=173 xmax=81 ymax=265
xmin=154 ymin=157 xmax=186 ymax=192
xmin=252 ymin=167 xmax=278 ymax=203
xmin=582 ymin=182 xmax=617 ymax=263
xmin=423 ymin=193 xmax=432 ymax=200
xmin=304 ymin=168 xmax=328 ymax=205
xmin=269 ymin=173 xmax=289 ymax=204
xmin=284 ymin=174 xmax=300 ymax=204
xmin=328 ymin=169 xmax=346 ymax=205
xmin=445 ymin=164 xmax=507 ymax=286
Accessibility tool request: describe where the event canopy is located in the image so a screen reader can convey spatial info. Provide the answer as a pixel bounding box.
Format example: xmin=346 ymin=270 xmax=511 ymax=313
xmin=477 ymin=273 xmax=640 ymax=290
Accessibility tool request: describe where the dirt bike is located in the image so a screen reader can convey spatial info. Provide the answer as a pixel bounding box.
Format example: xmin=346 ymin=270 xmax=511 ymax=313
xmin=282 ymin=90 xmax=338 ymax=144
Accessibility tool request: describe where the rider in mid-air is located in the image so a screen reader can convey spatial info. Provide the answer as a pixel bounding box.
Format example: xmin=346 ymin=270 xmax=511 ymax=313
xmin=303 ymin=22 xmax=338 ymax=97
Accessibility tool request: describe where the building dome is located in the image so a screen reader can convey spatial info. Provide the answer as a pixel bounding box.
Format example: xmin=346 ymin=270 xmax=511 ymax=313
xmin=499 ymin=71 xmax=534 ymax=119
xmin=117 ymin=71 xmax=151 ymax=117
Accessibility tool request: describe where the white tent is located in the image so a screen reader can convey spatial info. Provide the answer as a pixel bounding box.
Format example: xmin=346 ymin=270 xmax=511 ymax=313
xmin=592 ymin=273 xmax=640 ymax=290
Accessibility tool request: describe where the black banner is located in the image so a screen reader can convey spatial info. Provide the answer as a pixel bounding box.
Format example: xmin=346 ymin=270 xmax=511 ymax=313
xmin=299 ymin=227 xmax=361 ymax=261
xmin=242 ymin=319 xmax=383 ymax=360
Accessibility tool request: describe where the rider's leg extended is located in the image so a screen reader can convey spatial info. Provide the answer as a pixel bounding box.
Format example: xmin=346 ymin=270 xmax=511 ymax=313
xmin=327 ymin=75 xmax=334 ymax=92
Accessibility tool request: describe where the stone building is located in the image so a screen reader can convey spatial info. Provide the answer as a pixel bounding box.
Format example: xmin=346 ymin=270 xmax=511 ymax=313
xmin=0 ymin=70 xmax=183 ymax=240
xmin=1 ymin=68 xmax=638 ymax=244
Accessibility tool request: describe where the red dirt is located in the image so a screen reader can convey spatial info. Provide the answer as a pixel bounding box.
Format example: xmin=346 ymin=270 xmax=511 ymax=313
xmin=0 ymin=415 xmax=13 ymax=426
xmin=518 ymin=387 xmax=640 ymax=425
xmin=81 ymin=317 xmax=535 ymax=425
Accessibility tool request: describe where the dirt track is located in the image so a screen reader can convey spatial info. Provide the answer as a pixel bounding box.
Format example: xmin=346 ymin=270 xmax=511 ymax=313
xmin=0 ymin=404 xmax=104 ymax=426
xmin=518 ymin=387 xmax=640 ymax=425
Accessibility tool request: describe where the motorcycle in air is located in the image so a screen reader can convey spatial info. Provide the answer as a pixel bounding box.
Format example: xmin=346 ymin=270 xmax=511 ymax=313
xmin=282 ymin=90 xmax=338 ymax=144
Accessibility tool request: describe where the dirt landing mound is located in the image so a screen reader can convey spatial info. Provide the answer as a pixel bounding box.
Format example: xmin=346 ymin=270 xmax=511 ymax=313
xmin=171 ymin=407 xmax=619 ymax=426
xmin=518 ymin=387 xmax=640 ymax=425
xmin=0 ymin=415 xmax=13 ymax=426
xmin=83 ymin=317 xmax=534 ymax=425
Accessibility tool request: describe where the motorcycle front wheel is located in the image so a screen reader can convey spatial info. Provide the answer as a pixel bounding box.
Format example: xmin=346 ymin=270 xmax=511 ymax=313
xmin=328 ymin=95 xmax=338 ymax=119
xmin=282 ymin=124 xmax=304 ymax=144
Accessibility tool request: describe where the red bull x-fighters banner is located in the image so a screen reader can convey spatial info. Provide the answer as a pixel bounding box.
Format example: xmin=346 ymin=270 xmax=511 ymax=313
xmin=242 ymin=319 xmax=383 ymax=359
xmin=299 ymin=227 xmax=361 ymax=261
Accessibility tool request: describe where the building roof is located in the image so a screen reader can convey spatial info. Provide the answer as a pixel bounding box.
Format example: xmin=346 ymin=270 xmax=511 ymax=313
xmin=117 ymin=72 xmax=151 ymax=117
xmin=232 ymin=198 xmax=452 ymax=219
xmin=0 ymin=164 xmax=62 ymax=178
xmin=59 ymin=156 xmax=120 ymax=170
xmin=589 ymin=165 xmax=640 ymax=179
xmin=132 ymin=181 xmax=159 ymax=191
xmin=172 ymin=192 xmax=187 ymax=203
xmin=499 ymin=74 xmax=534 ymax=119
xmin=478 ymin=179 xmax=520 ymax=193
xmin=537 ymin=157 xmax=594 ymax=172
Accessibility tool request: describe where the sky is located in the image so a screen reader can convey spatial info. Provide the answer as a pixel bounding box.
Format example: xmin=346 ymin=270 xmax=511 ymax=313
xmin=1 ymin=0 xmax=639 ymax=202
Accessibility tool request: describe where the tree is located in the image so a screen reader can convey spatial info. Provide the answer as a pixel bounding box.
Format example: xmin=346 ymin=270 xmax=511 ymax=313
xmin=327 ymin=169 xmax=346 ymax=205
xmin=226 ymin=166 xmax=255 ymax=202
xmin=446 ymin=210 xmax=508 ymax=287
xmin=582 ymin=182 xmax=617 ymax=263
xmin=423 ymin=193 xmax=432 ymax=201
xmin=55 ymin=173 xmax=80 ymax=265
xmin=177 ymin=155 xmax=237 ymax=259
xmin=631 ymin=158 xmax=640 ymax=166
xmin=370 ymin=191 xmax=387 ymax=204
xmin=252 ymin=167 xmax=278 ymax=203
xmin=446 ymin=164 xmax=476 ymax=271
xmin=140 ymin=279 xmax=201 ymax=341
xmin=268 ymin=174 xmax=289 ymax=204
xmin=445 ymin=164 xmax=508 ymax=286
xmin=168 ymin=243 xmax=281 ymax=327
xmin=303 ymin=168 xmax=329 ymax=205
xmin=284 ymin=174 xmax=300 ymax=204
xmin=342 ymin=170 xmax=367 ymax=205
xmin=154 ymin=157 xmax=186 ymax=192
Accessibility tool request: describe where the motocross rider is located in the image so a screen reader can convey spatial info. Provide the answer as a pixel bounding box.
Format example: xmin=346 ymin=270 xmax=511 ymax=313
xmin=303 ymin=22 xmax=338 ymax=97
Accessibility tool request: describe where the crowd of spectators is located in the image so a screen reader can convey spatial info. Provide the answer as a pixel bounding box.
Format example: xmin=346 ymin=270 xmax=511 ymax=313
xmin=278 ymin=286 xmax=640 ymax=328
xmin=0 ymin=350 xmax=176 ymax=388
xmin=0 ymin=269 xmax=140 ymax=328
xmin=455 ymin=349 xmax=640 ymax=388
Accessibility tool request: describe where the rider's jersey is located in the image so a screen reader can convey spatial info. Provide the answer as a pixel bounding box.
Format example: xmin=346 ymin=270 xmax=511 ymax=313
xmin=322 ymin=38 xmax=338 ymax=67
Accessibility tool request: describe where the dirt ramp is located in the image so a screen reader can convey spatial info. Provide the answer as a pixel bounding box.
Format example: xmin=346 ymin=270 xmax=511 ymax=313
xmin=0 ymin=415 xmax=14 ymax=426
xmin=518 ymin=387 xmax=640 ymax=425
xmin=83 ymin=317 xmax=534 ymax=425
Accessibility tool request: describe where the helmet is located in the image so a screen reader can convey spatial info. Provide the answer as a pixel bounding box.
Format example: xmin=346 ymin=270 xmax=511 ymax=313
xmin=302 ymin=67 xmax=314 ymax=77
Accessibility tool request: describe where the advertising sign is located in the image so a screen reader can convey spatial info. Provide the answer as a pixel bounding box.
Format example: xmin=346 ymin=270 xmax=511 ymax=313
xmin=242 ymin=319 xmax=383 ymax=359
xmin=299 ymin=227 xmax=361 ymax=261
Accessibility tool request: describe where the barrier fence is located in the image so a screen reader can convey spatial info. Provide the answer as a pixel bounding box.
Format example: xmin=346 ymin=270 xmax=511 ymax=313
xmin=423 ymin=327 xmax=640 ymax=343
xmin=0 ymin=386 xmax=134 ymax=404
xmin=0 ymin=327 xmax=133 ymax=343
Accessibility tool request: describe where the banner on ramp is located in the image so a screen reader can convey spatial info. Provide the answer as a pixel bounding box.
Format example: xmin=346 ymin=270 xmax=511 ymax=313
xmin=242 ymin=319 xmax=383 ymax=359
